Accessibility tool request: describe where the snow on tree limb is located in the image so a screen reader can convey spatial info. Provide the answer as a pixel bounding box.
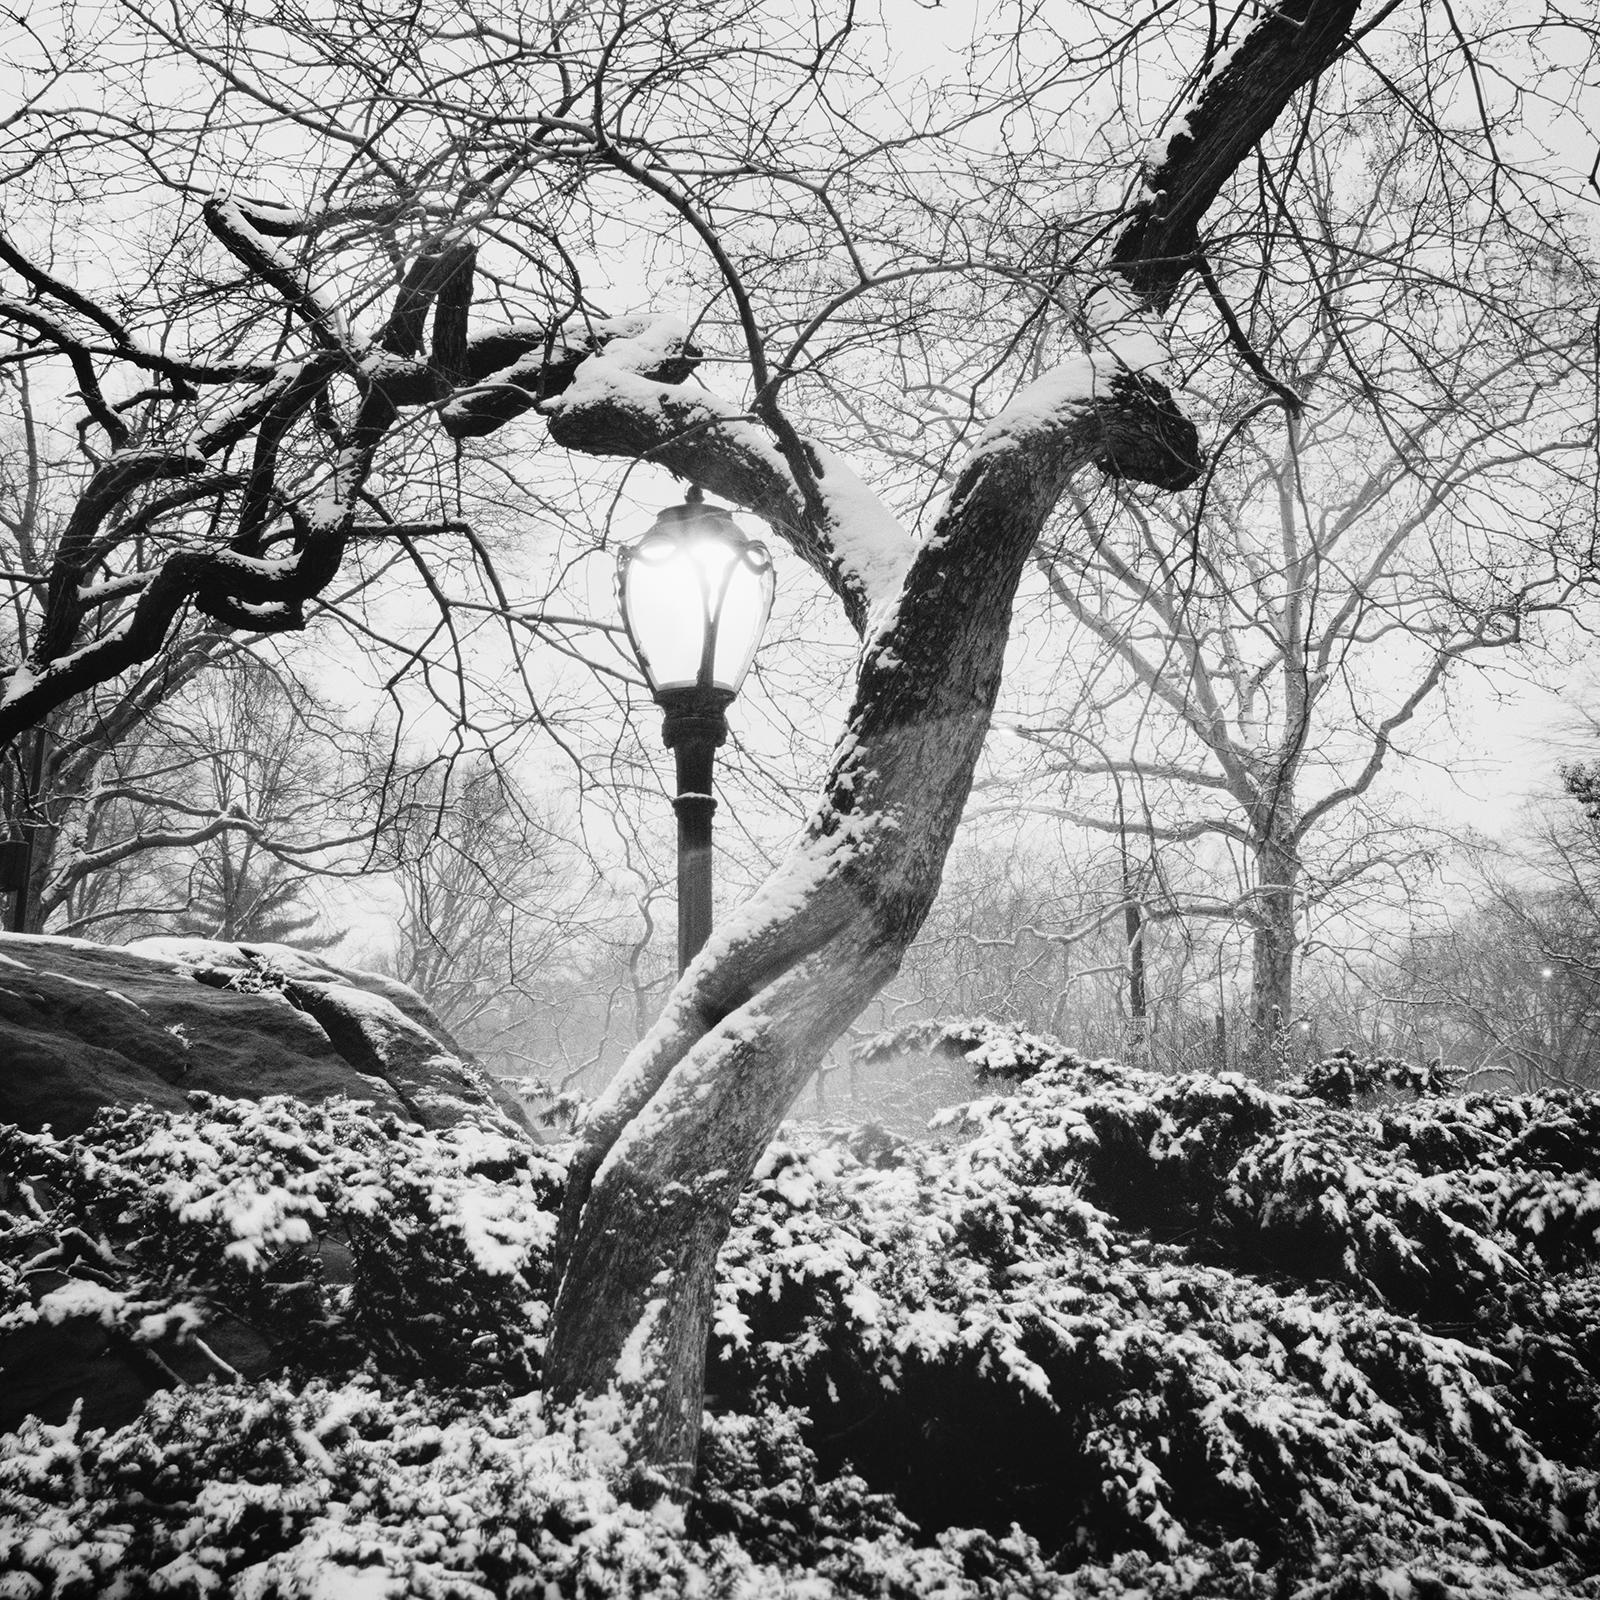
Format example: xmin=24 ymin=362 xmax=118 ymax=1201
xmin=1110 ymin=0 xmax=1369 ymax=309
xmin=543 ymin=324 xmax=915 ymax=631
xmin=203 ymin=197 xmax=352 ymax=351
xmin=807 ymin=443 xmax=915 ymax=616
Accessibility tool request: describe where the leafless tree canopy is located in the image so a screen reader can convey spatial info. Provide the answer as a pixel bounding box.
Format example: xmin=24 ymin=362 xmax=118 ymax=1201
xmin=3 ymin=0 xmax=1597 ymax=1482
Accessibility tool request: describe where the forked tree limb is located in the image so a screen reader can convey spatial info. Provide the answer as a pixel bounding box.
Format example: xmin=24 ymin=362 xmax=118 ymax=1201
xmin=541 ymin=0 xmax=1374 ymax=1485
xmin=544 ymin=367 xmax=1200 ymax=1469
xmin=0 ymin=253 xmax=697 ymax=748
xmin=548 ymin=0 xmax=1372 ymax=1231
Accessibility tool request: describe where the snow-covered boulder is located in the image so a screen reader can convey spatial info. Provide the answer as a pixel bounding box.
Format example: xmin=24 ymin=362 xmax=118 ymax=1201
xmin=0 ymin=933 xmax=529 ymax=1136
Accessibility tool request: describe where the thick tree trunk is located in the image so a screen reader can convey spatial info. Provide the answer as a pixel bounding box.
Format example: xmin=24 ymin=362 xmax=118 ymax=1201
xmin=543 ymin=937 xmax=903 ymax=1491
xmin=1248 ymin=831 xmax=1299 ymax=1074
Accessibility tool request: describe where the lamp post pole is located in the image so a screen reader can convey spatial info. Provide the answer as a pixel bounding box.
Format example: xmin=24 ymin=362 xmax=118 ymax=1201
xmin=660 ymin=689 xmax=733 ymax=974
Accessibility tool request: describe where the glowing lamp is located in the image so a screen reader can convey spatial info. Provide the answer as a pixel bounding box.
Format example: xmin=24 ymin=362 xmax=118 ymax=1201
xmin=617 ymin=491 xmax=775 ymax=972
xmin=617 ymin=497 xmax=774 ymax=707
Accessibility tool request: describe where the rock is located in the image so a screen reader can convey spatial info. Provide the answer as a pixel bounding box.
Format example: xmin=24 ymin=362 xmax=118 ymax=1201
xmin=0 ymin=932 xmax=530 ymax=1136
xmin=0 ymin=934 xmax=535 ymax=1435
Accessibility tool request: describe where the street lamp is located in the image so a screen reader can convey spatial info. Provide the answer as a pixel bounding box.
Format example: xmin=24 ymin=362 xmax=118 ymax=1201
xmin=617 ymin=488 xmax=775 ymax=974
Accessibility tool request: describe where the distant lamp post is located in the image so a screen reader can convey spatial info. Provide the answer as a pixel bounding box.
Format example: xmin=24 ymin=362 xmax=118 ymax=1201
xmin=617 ymin=488 xmax=775 ymax=974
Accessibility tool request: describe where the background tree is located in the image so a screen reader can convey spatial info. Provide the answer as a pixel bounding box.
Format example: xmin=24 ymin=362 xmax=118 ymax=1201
xmin=1387 ymin=761 xmax=1600 ymax=1089
xmin=859 ymin=834 xmax=1210 ymax=1058
xmin=377 ymin=757 xmax=602 ymax=1072
xmin=1389 ymin=896 xmax=1598 ymax=1089
xmin=8 ymin=652 xmax=384 ymax=941
xmin=972 ymin=116 xmax=1596 ymax=1056
xmin=0 ymin=310 xmax=424 ymax=939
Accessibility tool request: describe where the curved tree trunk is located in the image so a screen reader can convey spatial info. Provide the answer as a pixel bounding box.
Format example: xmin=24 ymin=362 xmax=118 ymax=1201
xmin=543 ymin=373 xmax=1201 ymax=1485
xmin=540 ymin=0 xmax=1369 ymax=1492
xmin=1249 ymin=833 xmax=1300 ymax=1072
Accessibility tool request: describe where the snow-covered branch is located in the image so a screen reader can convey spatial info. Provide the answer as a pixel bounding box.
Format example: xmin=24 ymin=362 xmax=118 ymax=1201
xmin=542 ymin=323 xmax=914 ymax=632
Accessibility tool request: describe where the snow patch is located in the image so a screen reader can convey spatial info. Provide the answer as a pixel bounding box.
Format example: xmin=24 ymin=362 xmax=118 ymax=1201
xmin=616 ymin=1297 xmax=667 ymax=1387
xmin=810 ymin=442 xmax=914 ymax=609
xmin=37 ymin=1281 xmax=127 ymax=1326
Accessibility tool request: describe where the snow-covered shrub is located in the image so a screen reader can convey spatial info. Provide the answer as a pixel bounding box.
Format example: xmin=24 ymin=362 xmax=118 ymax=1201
xmin=853 ymin=1016 xmax=1076 ymax=1081
xmin=714 ymin=1131 xmax=1588 ymax=1566
xmin=1492 ymin=1272 xmax=1600 ymax=1471
xmin=20 ymin=1373 xmax=1555 ymax=1600
xmin=920 ymin=1042 xmax=1600 ymax=1327
xmin=1288 ymin=1048 xmax=1458 ymax=1106
xmin=0 ymin=1375 xmax=1178 ymax=1599
xmin=3 ymin=1035 xmax=1599 ymax=1599
xmin=0 ymin=1376 xmax=742 ymax=1598
xmin=0 ymin=1095 xmax=563 ymax=1394
xmin=710 ymin=1029 xmax=1600 ymax=1590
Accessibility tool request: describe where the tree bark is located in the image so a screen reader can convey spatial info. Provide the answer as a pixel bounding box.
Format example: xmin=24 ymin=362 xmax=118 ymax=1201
xmin=1248 ymin=829 xmax=1300 ymax=1070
